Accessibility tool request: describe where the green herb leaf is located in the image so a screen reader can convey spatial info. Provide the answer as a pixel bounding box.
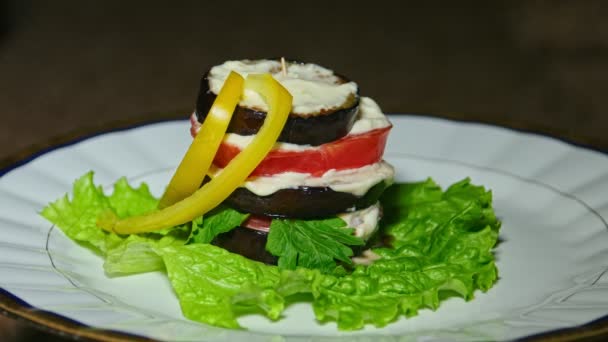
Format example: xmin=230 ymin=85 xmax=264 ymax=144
xmin=187 ymin=206 xmax=248 ymax=244
xmin=266 ymin=217 xmax=364 ymax=273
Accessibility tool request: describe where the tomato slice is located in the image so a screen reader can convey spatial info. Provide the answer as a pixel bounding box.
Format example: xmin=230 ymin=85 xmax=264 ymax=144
xmin=212 ymin=126 xmax=391 ymax=177
xmin=241 ymin=215 xmax=272 ymax=232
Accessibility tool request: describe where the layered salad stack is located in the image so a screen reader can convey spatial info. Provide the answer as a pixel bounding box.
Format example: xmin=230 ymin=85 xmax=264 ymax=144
xmin=190 ymin=59 xmax=394 ymax=264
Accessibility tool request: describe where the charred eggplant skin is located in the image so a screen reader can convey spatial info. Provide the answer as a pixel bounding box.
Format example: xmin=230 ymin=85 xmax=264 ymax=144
xmin=195 ymin=71 xmax=359 ymax=146
xmin=211 ymin=227 xmax=278 ymax=265
xmin=224 ymin=181 xmax=388 ymax=219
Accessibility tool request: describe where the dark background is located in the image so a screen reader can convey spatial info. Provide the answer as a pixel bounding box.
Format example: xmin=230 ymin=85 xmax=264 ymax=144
xmin=1 ymin=1 xmax=607 ymax=341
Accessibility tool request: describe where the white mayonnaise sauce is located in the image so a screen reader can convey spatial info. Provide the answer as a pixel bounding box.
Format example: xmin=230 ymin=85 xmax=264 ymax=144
xmin=352 ymin=249 xmax=382 ymax=266
xmin=349 ymin=97 xmax=391 ymax=134
xmin=208 ymin=59 xmax=358 ymax=115
xmin=338 ymin=202 xmax=381 ymax=240
xmin=209 ymin=161 xmax=394 ymax=197
xmin=221 ymin=96 xmax=391 ymax=151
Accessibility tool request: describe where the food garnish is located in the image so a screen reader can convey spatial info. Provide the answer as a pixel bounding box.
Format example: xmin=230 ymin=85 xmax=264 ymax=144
xmin=158 ymin=71 xmax=244 ymax=209
xmin=97 ymin=73 xmax=292 ymax=234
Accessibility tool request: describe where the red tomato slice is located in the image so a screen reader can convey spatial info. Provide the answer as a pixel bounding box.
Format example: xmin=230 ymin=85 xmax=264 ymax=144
xmin=241 ymin=215 xmax=272 ymax=232
xmin=213 ymin=126 xmax=391 ymax=177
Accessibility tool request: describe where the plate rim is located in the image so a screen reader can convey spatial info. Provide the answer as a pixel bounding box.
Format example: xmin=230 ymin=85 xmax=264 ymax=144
xmin=1 ymin=113 xmax=607 ymax=342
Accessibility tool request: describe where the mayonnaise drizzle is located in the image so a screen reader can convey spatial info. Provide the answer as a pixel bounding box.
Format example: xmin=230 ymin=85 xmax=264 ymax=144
xmin=339 ymin=202 xmax=381 ymax=240
xmin=208 ymin=161 xmax=394 ymax=197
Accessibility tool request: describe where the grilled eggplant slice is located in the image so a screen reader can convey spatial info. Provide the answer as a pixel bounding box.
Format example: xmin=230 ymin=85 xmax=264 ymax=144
xmin=223 ymin=181 xmax=388 ymax=219
xmin=195 ymin=69 xmax=359 ymax=146
xmin=211 ymin=226 xmax=278 ymax=265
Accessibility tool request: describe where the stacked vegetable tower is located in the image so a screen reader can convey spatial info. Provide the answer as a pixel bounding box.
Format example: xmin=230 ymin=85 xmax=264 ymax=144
xmin=45 ymin=58 xmax=501 ymax=331
xmin=191 ymin=59 xmax=394 ymax=266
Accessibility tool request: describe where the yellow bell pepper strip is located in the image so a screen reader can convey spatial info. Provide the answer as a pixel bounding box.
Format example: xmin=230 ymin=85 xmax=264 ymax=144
xmin=97 ymin=73 xmax=292 ymax=234
xmin=158 ymin=71 xmax=244 ymax=209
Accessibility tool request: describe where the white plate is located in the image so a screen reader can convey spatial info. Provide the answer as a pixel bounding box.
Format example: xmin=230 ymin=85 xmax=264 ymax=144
xmin=1 ymin=116 xmax=607 ymax=341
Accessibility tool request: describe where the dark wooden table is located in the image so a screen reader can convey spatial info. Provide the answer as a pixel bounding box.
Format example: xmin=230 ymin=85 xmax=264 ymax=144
xmin=1 ymin=1 xmax=607 ymax=341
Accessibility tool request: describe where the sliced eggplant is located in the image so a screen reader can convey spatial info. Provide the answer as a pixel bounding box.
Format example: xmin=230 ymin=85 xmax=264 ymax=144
xmin=211 ymin=226 xmax=278 ymax=265
xmin=211 ymin=205 xmax=382 ymax=266
xmin=195 ymin=70 xmax=359 ymax=146
xmin=223 ymin=181 xmax=389 ymax=219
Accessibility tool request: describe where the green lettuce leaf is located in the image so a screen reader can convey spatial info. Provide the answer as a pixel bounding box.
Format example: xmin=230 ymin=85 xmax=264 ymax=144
xmin=40 ymin=171 xmax=113 ymax=252
xmin=302 ymin=178 xmax=501 ymax=330
xmin=161 ymin=244 xmax=284 ymax=328
xmin=41 ymin=172 xmax=188 ymax=276
xmin=161 ymin=243 xmax=321 ymax=329
xmin=266 ymin=217 xmax=364 ymax=273
xmin=311 ymin=224 xmax=499 ymax=329
xmin=103 ymin=226 xmax=189 ymax=275
xmin=380 ymin=177 xmax=443 ymax=209
xmin=108 ymin=177 xmax=158 ymax=218
xmin=381 ymin=178 xmax=500 ymax=251
xmin=42 ymin=173 xmax=501 ymax=331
